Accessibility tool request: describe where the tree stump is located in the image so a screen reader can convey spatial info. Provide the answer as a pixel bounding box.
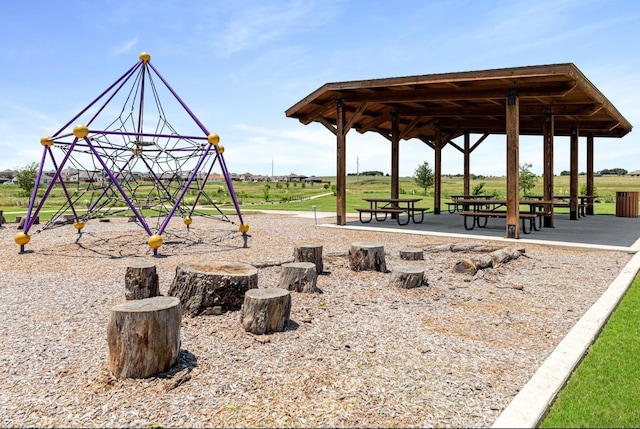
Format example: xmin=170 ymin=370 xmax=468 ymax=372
xmin=107 ymin=296 xmax=181 ymax=379
xmin=278 ymin=262 xmax=319 ymax=293
xmin=293 ymin=244 xmax=323 ymax=274
xmin=240 ymin=288 xmax=291 ymax=335
xmin=125 ymin=263 xmax=160 ymax=300
xmin=390 ymin=267 xmax=428 ymax=289
xmin=399 ymin=247 xmax=424 ymax=260
xmin=168 ymin=262 xmax=258 ymax=316
xmin=16 ymin=216 xmax=39 ymax=229
xmin=349 ymin=242 xmax=387 ymax=272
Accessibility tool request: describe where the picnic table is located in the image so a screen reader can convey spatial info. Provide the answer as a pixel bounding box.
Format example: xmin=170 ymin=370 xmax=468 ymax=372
xmin=525 ymin=195 xmax=597 ymax=217
xmin=447 ymin=195 xmax=494 ymax=213
xmin=356 ymin=198 xmax=429 ymax=225
xmin=455 ymin=199 xmax=554 ymax=234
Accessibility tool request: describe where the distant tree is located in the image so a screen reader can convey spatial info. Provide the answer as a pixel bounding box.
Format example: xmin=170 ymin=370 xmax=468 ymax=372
xmin=471 ymin=182 xmax=486 ymax=195
xmin=262 ymin=184 xmax=270 ymax=201
xmin=413 ymin=162 xmax=434 ymax=196
xmin=14 ymin=162 xmax=39 ymax=195
xmin=519 ymin=163 xmax=537 ymax=196
xmin=560 ymin=170 xmax=570 ymax=176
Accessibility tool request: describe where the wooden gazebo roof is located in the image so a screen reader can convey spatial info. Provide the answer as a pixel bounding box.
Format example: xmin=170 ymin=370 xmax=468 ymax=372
xmin=286 ymin=63 xmax=632 ymax=140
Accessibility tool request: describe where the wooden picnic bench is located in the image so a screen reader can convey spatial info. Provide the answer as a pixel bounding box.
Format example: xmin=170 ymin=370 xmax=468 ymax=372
xmin=357 ymin=198 xmax=430 ymax=225
xmin=458 ymin=210 xmax=540 ymax=234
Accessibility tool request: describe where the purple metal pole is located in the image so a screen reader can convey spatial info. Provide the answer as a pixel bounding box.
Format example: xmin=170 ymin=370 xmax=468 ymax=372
xmin=47 ymin=147 xmax=81 ymax=221
xmin=85 ymin=137 xmax=153 ymax=235
xmin=24 ymin=142 xmax=78 ymax=233
xmin=23 ymin=147 xmax=49 ymax=233
xmin=217 ymin=149 xmax=245 ymax=225
xmin=51 ymin=61 xmax=142 ymax=138
xmin=148 ymin=62 xmax=245 ymax=225
xmin=156 ymin=145 xmax=214 ymax=235
xmin=188 ymin=151 xmax=220 ymax=216
xmin=85 ymin=153 xmax=136 ymax=215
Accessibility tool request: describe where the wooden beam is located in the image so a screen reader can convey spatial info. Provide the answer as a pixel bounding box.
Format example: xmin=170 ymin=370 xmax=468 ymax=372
xmin=345 ymin=103 xmax=368 ymax=130
xmin=336 ymin=100 xmax=347 ymax=225
xmin=341 ymin=81 xmax=576 ymax=104
xmin=470 ymin=133 xmax=489 ymax=152
xmin=570 ymin=124 xmax=579 ymax=220
xmin=318 ymin=117 xmax=337 ymax=136
xmin=506 ymin=90 xmax=520 ymax=238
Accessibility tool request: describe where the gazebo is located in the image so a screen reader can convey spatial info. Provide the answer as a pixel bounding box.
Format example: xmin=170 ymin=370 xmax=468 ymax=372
xmin=285 ymin=63 xmax=632 ymax=238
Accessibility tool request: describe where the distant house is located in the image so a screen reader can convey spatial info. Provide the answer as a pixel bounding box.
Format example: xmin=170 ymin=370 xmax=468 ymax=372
xmin=627 ymin=170 xmax=640 ymax=176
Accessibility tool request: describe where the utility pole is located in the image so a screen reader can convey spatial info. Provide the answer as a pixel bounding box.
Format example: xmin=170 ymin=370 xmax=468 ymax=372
xmin=271 ymin=159 xmax=274 ymax=178
xmin=356 ymin=156 xmax=359 ymax=182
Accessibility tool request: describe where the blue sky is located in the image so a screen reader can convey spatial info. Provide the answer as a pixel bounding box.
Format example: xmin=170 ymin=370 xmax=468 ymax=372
xmin=1 ymin=0 xmax=639 ymax=177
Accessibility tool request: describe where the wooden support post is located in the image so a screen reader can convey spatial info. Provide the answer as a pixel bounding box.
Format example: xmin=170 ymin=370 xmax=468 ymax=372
xmin=125 ymin=263 xmax=160 ymax=300
xmin=390 ymin=267 xmax=428 ymax=289
xmin=587 ymin=133 xmax=595 ymax=215
xmin=543 ymin=110 xmax=555 ymax=227
xmin=505 ymin=90 xmax=520 ymax=238
xmin=349 ymin=242 xmax=386 ymax=272
xmin=278 ymin=262 xmax=319 ymax=293
xmin=168 ymin=262 xmax=258 ymax=316
xmin=240 ymin=288 xmax=291 ymax=335
xmin=463 ymin=132 xmax=470 ymax=196
xmin=434 ymin=124 xmax=442 ymax=215
xmin=336 ymin=99 xmax=347 ymax=226
xmin=293 ymin=244 xmax=323 ymax=274
xmin=107 ymin=296 xmax=181 ymax=379
xmin=391 ymin=112 xmax=400 ymax=220
xmin=570 ymin=124 xmax=579 ymax=220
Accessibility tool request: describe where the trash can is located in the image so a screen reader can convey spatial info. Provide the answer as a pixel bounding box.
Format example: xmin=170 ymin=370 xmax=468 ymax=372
xmin=615 ymin=191 xmax=639 ymax=217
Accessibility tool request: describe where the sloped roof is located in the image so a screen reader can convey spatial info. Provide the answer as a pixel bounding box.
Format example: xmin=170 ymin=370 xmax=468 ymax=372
xmin=286 ymin=63 xmax=632 ymax=141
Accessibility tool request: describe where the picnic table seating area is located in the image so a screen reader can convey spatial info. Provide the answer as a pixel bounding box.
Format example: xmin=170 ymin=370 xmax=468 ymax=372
xmin=454 ymin=199 xmax=552 ymax=234
xmin=525 ymin=195 xmax=597 ymax=217
xmin=356 ymin=198 xmax=430 ymax=225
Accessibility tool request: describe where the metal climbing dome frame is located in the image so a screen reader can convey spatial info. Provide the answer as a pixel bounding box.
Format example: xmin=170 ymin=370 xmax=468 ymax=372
xmin=15 ymin=52 xmax=248 ymax=254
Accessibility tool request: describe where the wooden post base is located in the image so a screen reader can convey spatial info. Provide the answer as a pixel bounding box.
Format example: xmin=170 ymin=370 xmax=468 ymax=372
xmin=168 ymin=262 xmax=258 ymax=316
xmin=348 ymin=242 xmax=386 ymax=272
xmin=125 ymin=263 xmax=159 ymax=300
xmin=278 ymin=262 xmax=319 ymax=293
xmin=240 ymin=288 xmax=291 ymax=335
xmin=399 ymin=247 xmax=424 ymax=260
xmin=107 ymin=296 xmax=181 ymax=379
xmin=390 ymin=267 xmax=428 ymax=289
xmin=293 ymin=244 xmax=323 ymax=274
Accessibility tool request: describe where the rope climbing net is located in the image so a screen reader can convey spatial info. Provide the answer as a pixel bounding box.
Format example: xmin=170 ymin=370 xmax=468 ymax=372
xmin=15 ymin=52 xmax=248 ymax=255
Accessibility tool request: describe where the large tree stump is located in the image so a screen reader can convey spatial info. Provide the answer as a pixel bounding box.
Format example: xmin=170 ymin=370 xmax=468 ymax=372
xmin=125 ymin=263 xmax=160 ymax=300
xmin=278 ymin=262 xmax=319 ymax=293
xmin=399 ymin=247 xmax=424 ymax=260
xmin=168 ymin=262 xmax=258 ymax=316
xmin=349 ymin=242 xmax=387 ymax=272
xmin=293 ymin=244 xmax=323 ymax=274
xmin=240 ymin=288 xmax=291 ymax=335
xmin=390 ymin=267 xmax=428 ymax=289
xmin=453 ymin=247 xmax=525 ymax=275
xmin=107 ymin=296 xmax=181 ymax=379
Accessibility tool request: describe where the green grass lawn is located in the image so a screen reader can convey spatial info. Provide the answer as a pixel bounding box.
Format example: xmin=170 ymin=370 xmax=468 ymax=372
xmin=540 ymin=273 xmax=640 ymax=428
xmin=2 ymin=174 xmax=639 ymax=222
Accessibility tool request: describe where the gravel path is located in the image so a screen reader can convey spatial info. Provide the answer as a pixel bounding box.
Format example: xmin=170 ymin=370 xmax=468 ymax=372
xmin=0 ymin=213 xmax=630 ymax=427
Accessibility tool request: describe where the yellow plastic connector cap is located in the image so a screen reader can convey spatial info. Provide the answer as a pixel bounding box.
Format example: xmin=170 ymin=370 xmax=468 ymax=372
xmin=14 ymin=232 xmax=30 ymax=246
xmin=207 ymin=133 xmax=220 ymax=145
xmin=148 ymin=234 xmax=163 ymax=249
xmin=40 ymin=136 xmax=53 ymax=146
xmin=139 ymin=52 xmax=151 ymax=62
xmin=183 ymin=217 xmax=193 ymax=226
xmin=73 ymin=221 xmax=85 ymax=230
xmin=239 ymin=223 xmax=249 ymax=233
xmin=73 ymin=125 xmax=89 ymax=138
xmin=217 ymin=144 xmax=225 ymax=154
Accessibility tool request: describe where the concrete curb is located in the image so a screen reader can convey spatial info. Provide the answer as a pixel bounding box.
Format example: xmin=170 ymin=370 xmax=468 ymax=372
xmin=491 ymin=250 xmax=640 ymax=427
